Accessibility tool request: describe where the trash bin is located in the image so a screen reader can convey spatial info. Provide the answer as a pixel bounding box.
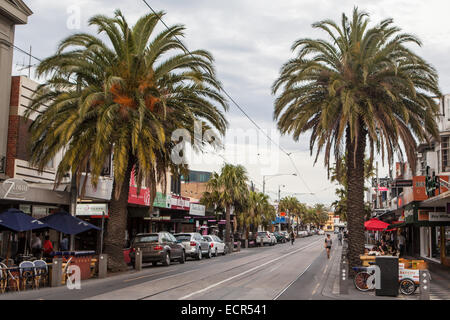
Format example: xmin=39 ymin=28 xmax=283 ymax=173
xmin=375 ymin=256 xmax=399 ymax=297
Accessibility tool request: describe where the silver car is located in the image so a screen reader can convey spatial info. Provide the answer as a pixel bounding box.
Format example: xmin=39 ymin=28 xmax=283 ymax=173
xmin=174 ymin=233 xmax=212 ymax=260
xmin=256 ymin=231 xmax=274 ymax=246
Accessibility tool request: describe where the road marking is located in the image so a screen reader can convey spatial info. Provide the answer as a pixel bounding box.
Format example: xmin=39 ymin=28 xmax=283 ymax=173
xmin=323 ymin=264 xmax=328 ymax=275
xmin=273 ymin=261 xmax=313 ymax=300
xmin=179 ymin=239 xmax=322 ymax=300
xmin=311 ymin=282 xmax=320 ymax=295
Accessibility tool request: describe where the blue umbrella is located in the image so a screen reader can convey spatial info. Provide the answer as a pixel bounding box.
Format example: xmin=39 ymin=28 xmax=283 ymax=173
xmin=0 ymin=208 xmax=49 ymax=232
xmin=39 ymin=211 xmax=100 ymax=235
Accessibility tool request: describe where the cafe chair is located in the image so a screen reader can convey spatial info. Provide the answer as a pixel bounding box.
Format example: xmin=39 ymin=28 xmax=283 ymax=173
xmin=33 ymin=260 xmax=48 ymax=289
xmin=19 ymin=261 xmax=35 ymax=290
xmin=0 ymin=262 xmax=19 ymax=292
xmin=0 ymin=259 xmax=14 ymax=267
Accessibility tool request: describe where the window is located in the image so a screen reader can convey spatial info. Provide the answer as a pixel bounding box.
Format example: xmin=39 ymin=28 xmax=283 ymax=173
xmin=170 ymin=175 xmax=181 ymax=194
xmin=445 ymin=226 xmax=450 ymax=257
xmin=134 ymin=235 xmax=158 ymax=243
xmin=441 ymin=137 xmax=450 ymax=172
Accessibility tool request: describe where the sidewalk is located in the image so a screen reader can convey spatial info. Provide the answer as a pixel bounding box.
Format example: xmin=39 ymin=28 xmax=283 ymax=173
xmin=321 ymin=244 xmax=449 ymax=300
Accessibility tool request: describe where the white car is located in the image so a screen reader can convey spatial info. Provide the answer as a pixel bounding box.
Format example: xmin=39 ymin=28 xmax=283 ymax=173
xmin=297 ymin=231 xmax=308 ymax=238
xmin=318 ymin=230 xmax=325 ymax=235
xmin=203 ymin=235 xmax=227 ymax=256
xmin=256 ymin=231 xmax=274 ymax=246
xmin=268 ymin=232 xmax=277 ymax=245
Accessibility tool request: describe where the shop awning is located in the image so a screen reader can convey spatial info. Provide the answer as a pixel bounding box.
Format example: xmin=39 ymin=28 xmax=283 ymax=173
xmin=39 ymin=211 xmax=101 ymax=235
xmin=0 ymin=208 xmax=49 ymax=232
xmin=364 ymin=218 xmax=390 ymax=231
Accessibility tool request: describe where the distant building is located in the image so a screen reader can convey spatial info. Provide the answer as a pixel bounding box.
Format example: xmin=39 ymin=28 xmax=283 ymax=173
xmin=323 ymin=212 xmax=335 ymax=232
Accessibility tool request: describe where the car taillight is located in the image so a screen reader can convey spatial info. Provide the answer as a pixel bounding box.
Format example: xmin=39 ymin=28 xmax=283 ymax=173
xmin=210 ymin=243 xmax=214 ymax=248
xmin=130 ymin=248 xmax=135 ymax=253
xmin=190 ymin=241 xmax=196 ymax=247
xmin=153 ymin=245 xmax=163 ymax=251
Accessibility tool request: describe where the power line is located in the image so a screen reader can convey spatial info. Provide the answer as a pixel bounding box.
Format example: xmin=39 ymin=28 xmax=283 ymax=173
xmin=140 ymin=0 xmax=318 ymax=201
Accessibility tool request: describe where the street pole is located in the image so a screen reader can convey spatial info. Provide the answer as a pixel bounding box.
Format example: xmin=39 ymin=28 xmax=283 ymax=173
xmin=69 ymin=174 xmax=77 ymax=251
xmin=376 ymin=161 xmax=379 ymax=210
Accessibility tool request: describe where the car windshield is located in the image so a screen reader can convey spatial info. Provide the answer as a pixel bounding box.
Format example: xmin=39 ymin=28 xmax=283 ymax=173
xmin=134 ymin=235 xmax=158 ymax=243
xmin=258 ymin=232 xmax=267 ymax=236
xmin=175 ymin=234 xmax=192 ymax=242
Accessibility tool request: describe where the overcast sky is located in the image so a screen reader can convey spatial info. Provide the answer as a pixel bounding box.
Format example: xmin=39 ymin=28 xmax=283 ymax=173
xmin=12 ymin=0 xmax=450 ymax=206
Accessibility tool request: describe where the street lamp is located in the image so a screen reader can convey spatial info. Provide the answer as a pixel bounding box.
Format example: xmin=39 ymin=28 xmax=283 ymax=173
xmin=262 ymin=173 xmax=297 ymax=194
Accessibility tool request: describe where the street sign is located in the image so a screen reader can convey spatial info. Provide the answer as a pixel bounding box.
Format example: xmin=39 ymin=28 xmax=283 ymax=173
xmin=280 ymin=212 xmax=286 ymax=217
xmin=391 ymin=179 xmax=413 ymax=187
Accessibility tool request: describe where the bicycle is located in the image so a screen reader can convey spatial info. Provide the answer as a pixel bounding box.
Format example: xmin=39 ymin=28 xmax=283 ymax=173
xmin=352 ymin=262 xmax=423 ymax=295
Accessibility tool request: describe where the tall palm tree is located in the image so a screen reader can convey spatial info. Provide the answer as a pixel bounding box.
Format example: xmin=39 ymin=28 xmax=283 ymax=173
xmin=238 ymin=191 xmax=276 ymax=237
xmin=272 ymin=7 xmax=440 ymax=270
xmin=202 ymin=164 xmax=249 ymax=246
xmin=25 ymin=10 xmax=228 ymax=271
xmin=278 ymin=196 xmax=302 ymax=232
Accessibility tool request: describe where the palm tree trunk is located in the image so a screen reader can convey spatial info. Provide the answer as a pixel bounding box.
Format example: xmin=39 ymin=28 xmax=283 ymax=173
xmin=104 ymin=157 xmax=134 ymax=272
xmin=225 ymin=204 xmax=231 ymax=247
xmin=346 ymin=122 xmax=367 ymax=275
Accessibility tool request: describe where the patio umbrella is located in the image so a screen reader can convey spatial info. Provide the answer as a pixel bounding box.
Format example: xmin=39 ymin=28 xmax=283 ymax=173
xmin=39 ymin=211 xmax=100 ymax=235
xmin=0 ymin=208 xmax=48 ymax=232
xmin=0 ymin=208 xmax=49 ymax=266
xmin=364 ymin=218 xmax=390 ymax=231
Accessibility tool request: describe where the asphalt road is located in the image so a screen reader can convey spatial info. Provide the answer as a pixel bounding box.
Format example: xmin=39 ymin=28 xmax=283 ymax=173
xmin=0 ymin=234 xmax=338 ymax=300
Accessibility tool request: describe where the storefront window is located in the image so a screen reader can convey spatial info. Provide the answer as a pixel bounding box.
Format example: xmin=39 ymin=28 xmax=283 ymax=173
xmin=446 ymin=226 xmax=450 ymax=257
xmin=431 ymin=227 xmax=440 ymax=259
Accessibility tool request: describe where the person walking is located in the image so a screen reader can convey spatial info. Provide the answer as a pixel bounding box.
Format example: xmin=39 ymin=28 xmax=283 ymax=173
xmin=397 ymin=232 xmax=406 ymax=257
xmin=337 ymin=231 xmax=342 ymax=246
xmin=290 ymin=230 xmax=295 ymax=245
xmin=324 ymin=234 xmax=332 ymax=259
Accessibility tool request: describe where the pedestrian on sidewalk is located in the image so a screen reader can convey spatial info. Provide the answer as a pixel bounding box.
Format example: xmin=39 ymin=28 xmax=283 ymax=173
xmin=337 ymin=231 xmax=342 ymax=246
xmin=397 ymin=232 xmax=406 ymax=257
xmin=324 ymin=234 xmax=332 ymax=259
xmin=290 ymin=230 xmax=295 ymax=245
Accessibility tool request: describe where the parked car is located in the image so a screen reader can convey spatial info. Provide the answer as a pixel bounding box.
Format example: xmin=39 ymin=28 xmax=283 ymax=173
xmin=318 ymin=229 xmax=325 ymax=235
xmin=297 ymin=230 xmax=308 ymax=238
xmin=203 ymin=235 xmax=227 ymax=256
xmin=268 ymin=232 xmax=277 ymax=245
xmin=174 ymin=232 xmax=212 ymax=260
xmin=256 ymin=231 xmax=274 ymax=246
xmin=280 ymin=231 xmax=290 ymax=241
xmin=273 ymin=232 xmax=286 ymax=243
xmin=334 ymin=229 xmax=340 ymax=234
xmin=129 ymin=232 xmax=185 ymax=267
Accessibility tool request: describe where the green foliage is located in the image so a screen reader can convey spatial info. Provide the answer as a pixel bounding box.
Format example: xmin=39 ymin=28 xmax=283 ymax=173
xmin=26 ymin=10 xmax=228 ymax=206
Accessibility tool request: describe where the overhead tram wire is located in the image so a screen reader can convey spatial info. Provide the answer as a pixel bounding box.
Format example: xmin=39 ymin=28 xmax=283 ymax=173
xmin=140 ymin=0 xmax=318 ymax=201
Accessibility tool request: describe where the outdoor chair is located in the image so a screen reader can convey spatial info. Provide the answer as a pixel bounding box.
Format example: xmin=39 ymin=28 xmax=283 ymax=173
xmin=33 ymin=260 xmax=48 ymax=289
xmin=0 ymin=259 xmax=14 ymax=266
xmin=19 ymin=261 xmax=35 ymax=290
xmin=0 ymin=262 xmax=19 ymax=292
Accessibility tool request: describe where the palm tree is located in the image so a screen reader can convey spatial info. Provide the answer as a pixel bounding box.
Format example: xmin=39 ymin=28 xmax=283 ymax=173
xmin=202 ymin=164 xmax=249 ymax=246
xmin=278 ymin=196 xmax=304 ymax=232
xmin=25 ymin=10 xmax=228 ymax=271
xmin=272 ymin=7 xmax=440 ymax=270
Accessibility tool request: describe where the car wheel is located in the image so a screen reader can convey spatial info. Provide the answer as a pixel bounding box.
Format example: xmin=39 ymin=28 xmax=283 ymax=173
xmin=214 ymin=249 xmax=218 ymax=257
xmin=162 ymin=252 xmax=171 ymax=266
xmin=206 ymin=249 xmax=212 ymax=259
xmin=197 ymin=248 xmax=202 ymax=260
xmin=179 ymin=250 xmax=185 ymax=264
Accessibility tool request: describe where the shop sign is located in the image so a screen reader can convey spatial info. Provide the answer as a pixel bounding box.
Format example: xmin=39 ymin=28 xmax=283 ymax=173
xmin=429 ymin=212 xmax=450 ymax=222
xmin=2 ymin=178 xmax=28 ymax=200
xmin=145 ymin=216 xmax=171 ymax=221
xmin=418 ymin=210 xmax=429 ymax=221
xmin=76 ymin=203 xmax=108 ymax=216
xmin=169 ymin=195 xmax=190 ymax=211
xmin=128 ymin=170 xmax=168 ymax=208
xmin=190 ymin=203 xmax=205 ymax=216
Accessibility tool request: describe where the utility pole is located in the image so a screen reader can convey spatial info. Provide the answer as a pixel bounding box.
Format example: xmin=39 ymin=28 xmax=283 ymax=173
xmin=376 ymin=161 xmax=379 ymax=210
